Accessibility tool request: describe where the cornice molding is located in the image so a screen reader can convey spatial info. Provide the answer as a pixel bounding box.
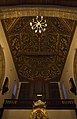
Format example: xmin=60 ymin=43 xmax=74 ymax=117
xmin=0 ymin=6 xmax=77 ymax=20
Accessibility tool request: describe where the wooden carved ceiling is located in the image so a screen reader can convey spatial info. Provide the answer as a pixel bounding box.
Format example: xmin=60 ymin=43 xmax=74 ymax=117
xmin=1 ymin=17 xmax=76 ymax=82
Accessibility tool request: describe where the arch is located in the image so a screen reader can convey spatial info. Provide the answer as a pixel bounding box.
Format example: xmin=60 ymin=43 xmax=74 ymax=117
xmin=0 ymin=44 xmax=5 ymax=90
xmin=0 ymin=6 xmax=77 ymax=20
xmin=74 ymin=49 xmax=77 ymax=86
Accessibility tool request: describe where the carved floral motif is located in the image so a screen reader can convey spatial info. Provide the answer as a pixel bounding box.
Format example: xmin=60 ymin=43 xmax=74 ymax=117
xmin=2 ymin=17 xmax=76 ymax=81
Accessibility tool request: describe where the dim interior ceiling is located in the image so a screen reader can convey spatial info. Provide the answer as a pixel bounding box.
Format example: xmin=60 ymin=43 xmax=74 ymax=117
xmin=0 ymin=0 xmax=77 ymax=7
xmin=1 ymin=16 xmax=76 ymax=82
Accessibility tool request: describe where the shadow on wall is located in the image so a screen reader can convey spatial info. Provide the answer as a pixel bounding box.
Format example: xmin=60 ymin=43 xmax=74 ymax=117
xmin=2 ymin=77 xmax=9 ymax=95
xmin=69 ymin=78 xmax=77 ymax=95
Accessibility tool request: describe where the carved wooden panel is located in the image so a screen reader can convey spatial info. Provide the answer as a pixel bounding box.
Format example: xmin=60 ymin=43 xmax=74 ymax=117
xmin=2 ymin=16 xmax=76 ymax=81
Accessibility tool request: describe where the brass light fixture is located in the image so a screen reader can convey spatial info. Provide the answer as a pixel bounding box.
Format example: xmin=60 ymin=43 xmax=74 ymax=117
xmin=30 ymin=16 xmax=47 ymax=33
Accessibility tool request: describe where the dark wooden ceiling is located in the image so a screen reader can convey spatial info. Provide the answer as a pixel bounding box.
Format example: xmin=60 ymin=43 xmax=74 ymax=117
xmin=0 ymin=0 xmax=77 ymax=7
xmin=0 ymin=0 xmax=77 ymax=82
xmin=1 ymin=16 xmax=76 ymax=82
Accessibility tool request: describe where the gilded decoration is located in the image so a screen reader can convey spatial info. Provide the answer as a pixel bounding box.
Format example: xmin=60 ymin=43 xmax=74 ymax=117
xmin=30 ymin=100 xmax=49 ymax=119
xmin=2 ymin=16 xmax=76 ymax=81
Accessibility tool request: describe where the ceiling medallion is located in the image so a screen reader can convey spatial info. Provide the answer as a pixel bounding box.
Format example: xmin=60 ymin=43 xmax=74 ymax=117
xmin=30 ymin=16 xmax=47 ymax=33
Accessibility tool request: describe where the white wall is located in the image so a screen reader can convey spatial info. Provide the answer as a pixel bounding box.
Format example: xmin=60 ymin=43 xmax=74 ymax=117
xmin=60 ymin=26 xmax=77 ymax=106
xmin=0 ymin=21 xmax=19 ymax=107
xmin=2 ymin=109 xmax=77 ymax=119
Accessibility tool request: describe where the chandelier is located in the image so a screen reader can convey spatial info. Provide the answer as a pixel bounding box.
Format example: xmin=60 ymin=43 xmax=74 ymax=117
xmin=30 ymin=16 xmax=47 ymax=33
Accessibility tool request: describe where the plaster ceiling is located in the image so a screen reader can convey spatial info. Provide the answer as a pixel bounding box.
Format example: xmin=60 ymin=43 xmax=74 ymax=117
xmin=1 ymin=16 xmax=76 ymax=82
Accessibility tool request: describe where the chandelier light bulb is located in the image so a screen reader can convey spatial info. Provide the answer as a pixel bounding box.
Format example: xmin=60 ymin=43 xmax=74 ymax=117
xmin=45 ymin=24 xmax=47 ymax=27
xmin=43 ymin=28 xmax=46 ymax=31
xmin=36 ymin=16 xmax=38 ymax=18
xmin=39 ymin=29 xmax=42 ymax=33
xmin=41 ymin=16 xmax=43 ymax=19
xmin=35 ymin=29 xmax=38 ymax=33
xmin=30 ymin=16 xmax=47 ymax=33
xmin=30 ymin=22 xmax=32 ymax=26
xmin=31 ymin=26 xmax=34 ymax=30
xmin=32 ymin=19 xmax=34 ymax=22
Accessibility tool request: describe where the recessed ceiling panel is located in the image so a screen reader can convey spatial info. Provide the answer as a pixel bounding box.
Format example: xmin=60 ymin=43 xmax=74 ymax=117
xmin=1 ymin=16 xmax=76 ymax=81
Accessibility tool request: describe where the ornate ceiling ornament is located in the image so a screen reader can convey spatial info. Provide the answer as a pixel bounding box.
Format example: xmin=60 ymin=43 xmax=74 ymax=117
xmin=30 ymin=16 xmax=47 ymax=33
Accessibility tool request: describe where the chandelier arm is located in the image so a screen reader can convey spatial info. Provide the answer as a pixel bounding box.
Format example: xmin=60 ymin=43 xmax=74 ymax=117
xmin=41 ymin=21 xmax=46 ymax=25
xmin=40 ymin=16 xmax=44 ymax=22
xmin=41 ymin=25 xmax=46 ymax=28
xmin=41 ymin=27 xmax=44 ymax=31
xmin=34 ymin=21 xmax=37 ymax=24
xmin=32 ymin=24 xmax=37 ymax=30
xmin=40 ymin=19 xmax=43 ymax=23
